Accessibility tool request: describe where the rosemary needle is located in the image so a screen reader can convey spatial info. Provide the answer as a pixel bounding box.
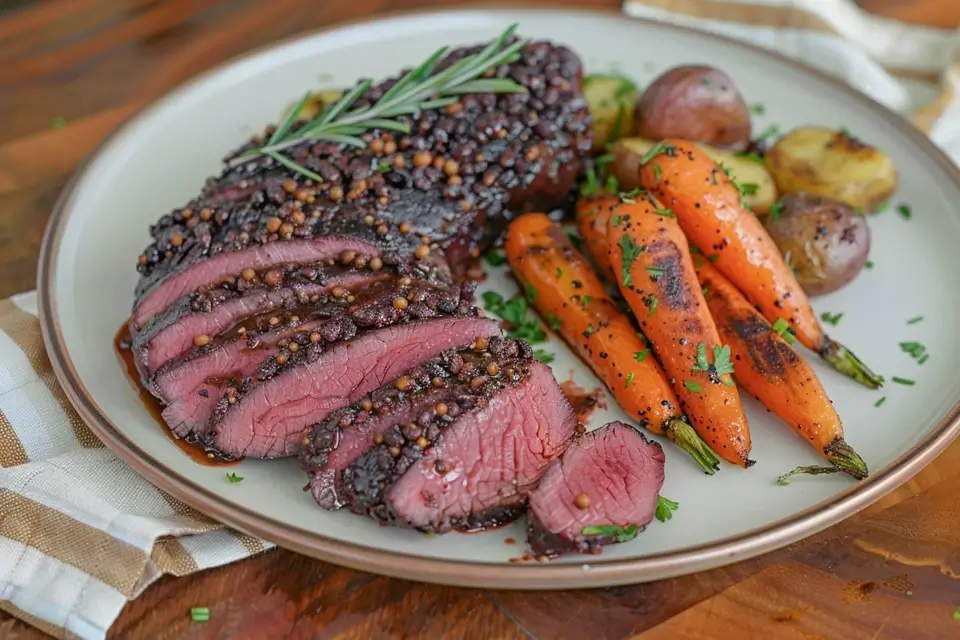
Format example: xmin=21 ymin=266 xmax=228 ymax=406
xmin=231 ymin=25 xmax=530 ymax=180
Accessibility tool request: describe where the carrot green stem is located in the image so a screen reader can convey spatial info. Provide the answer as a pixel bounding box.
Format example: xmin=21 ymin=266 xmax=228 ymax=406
xmin=664 ymin=418 xmax=720 ymax=475
xmin=776 ymin=465 xmax=840 ymax=485
xmin=823 ymin=437 xmax=869 ymax=480
xmin=818 ymin=336 xmax=884 ymax=389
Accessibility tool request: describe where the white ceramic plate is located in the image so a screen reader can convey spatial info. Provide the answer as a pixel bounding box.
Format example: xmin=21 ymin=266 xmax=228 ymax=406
xmin=39 ymin=7 xmax=960 ymax=588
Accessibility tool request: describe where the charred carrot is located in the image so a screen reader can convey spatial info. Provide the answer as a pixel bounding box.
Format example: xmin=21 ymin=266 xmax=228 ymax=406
xmin=638 ymin=139 xmax=883 ymax=389
xmin=607 ymin=199 xmax=753 ymax=467
xmin=695 ymin=260 xmax=868 ymax=479
xmin=575 ymin=193 xmax=617 ymax=281
xmin=504 ymin=213 xmax=720 ymax=473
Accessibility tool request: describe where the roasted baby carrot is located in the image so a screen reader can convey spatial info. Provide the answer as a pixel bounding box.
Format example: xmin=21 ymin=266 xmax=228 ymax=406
xmin=504 ymin=213 xmax=720 ymax=473
xmin=638 ymin=139 xmax=883 ymax=389
xmin=575 ymin=193 xmax=617 ymax=281
xmin=695 ymin=260 xmax=868 ymax=479
xmin=607 ymin=199 xmax=753 ymax=467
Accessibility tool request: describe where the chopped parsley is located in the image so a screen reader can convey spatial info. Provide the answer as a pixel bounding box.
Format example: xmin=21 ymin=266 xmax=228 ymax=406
xmin=620 ymin=187 xmax=644 ymax=204
xmin=907 ymin=315 xmax=924 ymax=325
xmin=545 ymin=313 xmax=562 ymax=331
xmin=708 ymin=253 xmax=720 ymax=262
xmin=226 ymin=472 xmax=244 ymax=484
xmin=605 ymin=174 xmax=620 ymax=193
xmin=611 ymin=215 xmax=622 ymax=227
xmin=634 ymin=350 xmax=649 ymax=362
xmin=897 ymin=203 xmax=912 ymax=220
xmin=484 ymin=250 xmax=507 ymax=267
xmin=618 ymin=235 xmax=643 ymax=287
xmin=713 ymin=345 xmax=735 ymax=381
xmin=191 ymin=608 xmax=210 ymax=623
xmin=771 ymin=317 xmax=796 ymax=345
xmin=651 ymin=163 xmax=662 ymax=186
xmin=653 ymin=204 xmax=674 ymax=217
xmin=820 ymin=311 xmax=843 ymax=327
xmin=874 ymin=396 xmax=887 ymax=407
xmin=582 ymin=523 xmax=639 ymax=542
xmin=567 ymin=231 xmax=583 ymax=252
xmin=533 ymin=349 xmax=555 ymax=364
xmin=892 ymin=376 xmax=915 ymax=386
xmin=768 ymin=200 xmax=784 ymax=221
xmin=683 ymin=380 xmax=702 ymax=392
xmin=581 ymin=295 xmax=592 ymax=308
xmin=523 ymin=281 xmax=538 ymax=304
xmin=584 ymin=325 xmax=597 ymax=338
xmin=51 ymin=116 xmax=67 ymax=129
xmin=645 ymin=266 xmax=664 ymax=278
xmin=555 ymin=266 xmax=563 ymax=278
xmin=646 ymin=293 xmax=658 ymax=316
xmin=595 ymin=152 xmax=616 ymax=167
xmin=654 ymin=495 xmax=679 ymax=522
xmin=900 ymin=341 xmax=927 ymax=363
xmin=692 ymin=343 xmax=710 ymax=372
xmin=750 ymin=103 xmax=765 ymax=115
xmin=864 ymin=260 xmax=874 ymax=270
xmin=580 ymin=167 xmax=599 ymax=196
xmin=919 ymin=354 xmax=930 ymax=365
xmin=734 ymin=151 xmax=765 ymax=164
xmin=639 ymin=142 xmax=676 ymax=166
xmin=756 ymin=124 xmax=781 ymax=142
xmin=481 ymin=291 xmax=546 ymax=343
xmin=625 ymin=372 xmax=635 ymax=388
xmin=875 ymin=201 xmax=890 ymax=213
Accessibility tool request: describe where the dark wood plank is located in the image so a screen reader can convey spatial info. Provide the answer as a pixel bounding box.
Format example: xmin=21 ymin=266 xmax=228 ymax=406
xmin=1 ymin=1 xmax=957 ymax=638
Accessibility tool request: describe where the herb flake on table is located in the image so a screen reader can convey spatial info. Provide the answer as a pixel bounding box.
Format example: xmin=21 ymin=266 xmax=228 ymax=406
xmin=892 ymin=376 xmax=915 ymax=386
xmin=226 ymin=472 xmax=243 ymax=484
xmin=654 ymin=495 xmax=678 ymax=522
xmin=191 ymin=608 xmax=210 ymax=623
xmin=875 ymin=396 xmax=887 ymax=407
xmin=897 ymin=203 xmax=912 ymax=220
xmin=906 ymin=315 xmax=924 ymax=325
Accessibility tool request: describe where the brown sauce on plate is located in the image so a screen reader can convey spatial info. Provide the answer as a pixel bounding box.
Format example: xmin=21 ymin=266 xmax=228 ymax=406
xmin=560 ymin=377 xmax=606 ymax=424
xmin=115 ymin=321 xmax=239 ymax=467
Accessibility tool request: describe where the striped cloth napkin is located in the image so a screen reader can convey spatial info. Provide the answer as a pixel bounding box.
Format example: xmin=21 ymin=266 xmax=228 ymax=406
xmin=2 ymin=2 xmax=958 ymax=639
xmin=0 ymin=294 xmax=272 ymax=639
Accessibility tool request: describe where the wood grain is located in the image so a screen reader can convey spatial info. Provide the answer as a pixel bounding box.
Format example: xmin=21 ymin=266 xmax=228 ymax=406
xmin=1 ymin=1 xmax=959 ymax=638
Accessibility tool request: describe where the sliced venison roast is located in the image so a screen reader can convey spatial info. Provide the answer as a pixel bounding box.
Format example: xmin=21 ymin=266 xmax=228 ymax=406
xmin=331 ymin=338 xmax=577 ymax=533
xmin=203 ymin=314 xmax=501 ymax=459
xmin=527 ymin=421 xmax=665 ymax=557
xmin=133 ymin=263 xmax=386 ymax=379
xmin=155 ymin=275 xmax=470 ymax=439
xmin=131 ymin=39 xmax=590 ymax=327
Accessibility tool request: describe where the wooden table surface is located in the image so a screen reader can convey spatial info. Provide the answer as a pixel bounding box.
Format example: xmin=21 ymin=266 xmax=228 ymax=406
xmin=2 ymin=1 xmax=960 ymax=638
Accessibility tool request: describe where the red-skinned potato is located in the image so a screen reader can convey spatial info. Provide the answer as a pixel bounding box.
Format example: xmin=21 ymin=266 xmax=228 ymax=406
xmin=636 ymin=66 xmax=752 ymax=151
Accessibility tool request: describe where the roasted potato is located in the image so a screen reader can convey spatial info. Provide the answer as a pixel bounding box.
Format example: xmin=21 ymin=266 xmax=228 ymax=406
xmin=764 ymin=191 xmax=870 ymax=296
xmin=635 ymin=66 xmax=751 ymax=151
xmin=583 ymin=74 xmax=640 ymax=153
xmin=765 ymin=126 xmax=897 ymax=212
xmin=609 ymin=137 xmax=778 ymax=213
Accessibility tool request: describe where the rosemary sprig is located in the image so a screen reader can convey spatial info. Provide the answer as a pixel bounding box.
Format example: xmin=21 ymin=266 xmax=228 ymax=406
xmin=231 ymin=25 xmax=530 ymax=178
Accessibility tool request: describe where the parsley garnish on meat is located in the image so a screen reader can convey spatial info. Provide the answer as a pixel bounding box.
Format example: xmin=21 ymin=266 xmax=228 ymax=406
xmin=654 ymin=496 xmax=679 ymax=522
xmin=618 ymin=235 xmax=643 ymax=287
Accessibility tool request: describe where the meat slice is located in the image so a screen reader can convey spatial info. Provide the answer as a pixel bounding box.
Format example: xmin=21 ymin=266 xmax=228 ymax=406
xmin=132 ymin=263 xmax=384 ymax=379
xmin=526 ymin=422 xmax=665 ymax=557
xmin=335 ymin=339 xmax=576 ymax=533
xmin=132 ymin=39 xmax=591 ymax=325
xmin=154 ymin=275 xmax=470 ymax=439
xmin=204 ymin=314 xmax=501 ymax=459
